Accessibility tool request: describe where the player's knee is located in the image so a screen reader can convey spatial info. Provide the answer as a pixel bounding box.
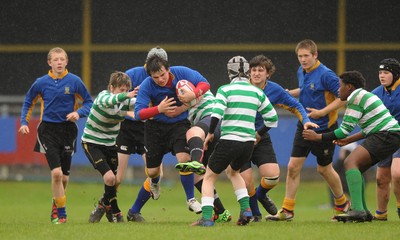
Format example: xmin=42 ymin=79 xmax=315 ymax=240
xmin=51 ymin=168 xmax=63 ymax=182
xmin=103 ymin=172 xmax=116 ymax=186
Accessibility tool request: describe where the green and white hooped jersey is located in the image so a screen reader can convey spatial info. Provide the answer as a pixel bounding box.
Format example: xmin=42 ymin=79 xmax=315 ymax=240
xmin=188 ymin=90 xmax=215 ymax=125
xmin=334 ymin=88 xmax=400 ymax=139
xmin=81 ymin=90 xmax=134 ymax=146
xmin=212 ymin=78 xmax=278 ymax=142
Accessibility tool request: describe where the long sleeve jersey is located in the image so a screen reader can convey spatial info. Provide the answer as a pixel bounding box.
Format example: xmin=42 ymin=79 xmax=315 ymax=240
xmin=212 ymin=77 xmax=278 ymax=142
xmin=334 ymin=88 xmax=400 ymax=139
xmin=20 ymin=70 xmax=93 ymax=125
xmin=81 ymin=90 xmax=135 ymax=146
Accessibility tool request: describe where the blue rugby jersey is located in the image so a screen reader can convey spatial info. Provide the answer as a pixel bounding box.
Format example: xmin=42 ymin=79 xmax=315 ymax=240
xmin=371 ymin=79 xmax=400 ymax=122
xmin=124 ymin=66 xmax=149 ymax=121
xmin=297 ymin=61 xmax=339 ymax=130
xmin=20 ymin=70 xmax=93 ymax=125
xmin=134 ymin=66 xmax=209 ymax=123
xmin=255 ymin=80 xmax=310 ymax=130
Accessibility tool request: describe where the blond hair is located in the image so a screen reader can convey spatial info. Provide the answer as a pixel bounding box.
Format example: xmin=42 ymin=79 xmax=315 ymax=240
xmin=47 ymin=47 xmax=68 ymax=61
xmin=295 ymin=39 xmax=317 ymax=55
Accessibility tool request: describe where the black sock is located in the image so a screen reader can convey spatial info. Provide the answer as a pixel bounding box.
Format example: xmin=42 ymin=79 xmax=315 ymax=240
xmin=195 ymin=179 xmax=203 ymax=193
xmin=188 ymin=137 xmax=204 ymax=162
xmin=104 ymin=184 xmax=120 ymax=214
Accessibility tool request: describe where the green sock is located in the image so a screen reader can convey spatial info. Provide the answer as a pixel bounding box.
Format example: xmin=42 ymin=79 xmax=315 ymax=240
xmin=345 ymin=169 xmax=364 ymax=211
xmin=238 ymin=196 xmax=250 ymax=211
xmin=202 ymin=205 xmax=213 ymax=220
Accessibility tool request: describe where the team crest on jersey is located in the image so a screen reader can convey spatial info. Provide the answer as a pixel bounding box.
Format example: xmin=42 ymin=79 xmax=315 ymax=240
xmin=64 ymin=87 xmax=70 ymax=94
xmin=310 ymin=83 xmax=314 ymax=91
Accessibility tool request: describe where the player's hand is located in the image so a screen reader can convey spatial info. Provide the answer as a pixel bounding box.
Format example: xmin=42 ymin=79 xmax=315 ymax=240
xmin=306 ymin=107 xmax=325 ymax=119
xmin=204 ymin=133 xmax=214 ymax=151
xmin=333 ymin=138 xmax=349 ymax=147
xmin=303 ymin=122 xmax=319 ymax=130
xmin=126 ymin=111 xmax=135 ymax=119
xmin=302 ymin=129 xmax=321 ymax=141
xmin=127 ymin=89 xmax=137 ymax=98
xmin=18 ymin=125 xmax=30 ymax=135
xmin=164 ymin=104 xmax=189 ymax=118
xmin=158 ymin=96 xmax=177 ymax=114
xmin=132 ymin=85 xmax=140 ymax=97
xmin=66 ymin=112 xmax=80 ymax=122
xmin=178 ymin=89 xmax=196 ymax=104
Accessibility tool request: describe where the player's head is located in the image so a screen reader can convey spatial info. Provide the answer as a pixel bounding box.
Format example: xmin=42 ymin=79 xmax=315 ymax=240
xmin=338 ymin=70 xmax=365 ymax=100
xmin=249 ymin=55 xmax=276 ymax=81
xmin=379 ymin=58 xmax=400 ymax=83
xmin=108 ymin=71 xmax=132 ymax=93
xmin=227 ymin=56 xmax=249 ymax=81
xmin=295 ymin=39 xmax=317 ymax=55
xmin=146 ymin=46 xmax=168 ymax=62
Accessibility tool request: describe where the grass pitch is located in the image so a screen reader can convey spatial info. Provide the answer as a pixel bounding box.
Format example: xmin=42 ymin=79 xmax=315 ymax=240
xmin=0 ymin=178 xmax=399 ymax=240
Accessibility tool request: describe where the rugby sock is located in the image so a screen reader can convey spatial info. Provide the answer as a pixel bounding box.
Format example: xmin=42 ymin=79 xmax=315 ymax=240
xmin=54 ymin=195 xmax=67 ymax=218
xmin=375 ymin=210 xmax=387 ymax=219
xmin=201 ymin=196 xmax=214 ymax=220
xmin=188 ymin=137 xmax=204 ymax=162
xmin=195 ymin=179 xmax=225 ymax=214
xmin=104 ymin=184 xmax=120 ymax=214
xmin=333 ymin=194 xmax=347 ymax=208
xmin=130 ymin=179 xmax=151 ymax=213
xmin=180 ymin=172 xmax=195 ymax=200
xmin=282 ymin=198 xmax=295 ymax=212
xmin=249 ymin=188 xmax=262 ymax=216
xmin=345 ymin=169 xmax=363 ymax=211
xmin=235 ymin=188 xmax=250 ymax=211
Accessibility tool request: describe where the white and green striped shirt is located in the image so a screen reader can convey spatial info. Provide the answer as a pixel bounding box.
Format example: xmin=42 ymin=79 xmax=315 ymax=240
xmin=81 ymin=90 xmax=135 ymax=146
xmin=212 ymin=78 xmax=278 ymax=142
xmin=334 ymin=88 xmax=400 ymax=139
xmin=188 ymin=90 xmax=215 ymax=125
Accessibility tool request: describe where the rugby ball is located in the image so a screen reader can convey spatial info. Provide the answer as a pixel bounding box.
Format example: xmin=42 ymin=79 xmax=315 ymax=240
xmin=176 ymin=80 xmax=198 ymax=107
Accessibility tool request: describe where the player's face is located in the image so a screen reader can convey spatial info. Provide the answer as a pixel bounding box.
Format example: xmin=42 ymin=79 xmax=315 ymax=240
xmin=297 ymin=49 xmax=317 ymax=70
xmin=250 ymin=66 xmax=268 ymax=86
xmin=379 ymin=70 xmax=394 ymax=87
xmin=150 ymin=66 xmax=170 ymax=87
xmin=48 ymin=52 xmax=68 ymax=76
xmin=338 ymin=79 xmax=350 ymax=101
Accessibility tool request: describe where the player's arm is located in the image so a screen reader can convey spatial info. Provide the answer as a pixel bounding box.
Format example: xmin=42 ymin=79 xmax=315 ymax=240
xmin=286 ymin=87 xmax=300 ymax=97
xmin=307 ymin=98 xmax=346 ymax=119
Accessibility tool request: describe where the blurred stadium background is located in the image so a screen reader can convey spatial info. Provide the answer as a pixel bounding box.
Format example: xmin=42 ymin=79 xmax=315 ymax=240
xmin=1 ymin=0 xmax=399 ymax=182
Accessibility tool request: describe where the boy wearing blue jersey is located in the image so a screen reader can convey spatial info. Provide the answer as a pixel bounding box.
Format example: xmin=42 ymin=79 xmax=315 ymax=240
xmin=192 ymin=56 xmax=278 ymax=227
xmin=303 ymin=70 xmax=400 ymax=222
xmin=133 ymin=55 xmax=210 ymax=219
xmin=245 ymin=55 xmax=318 ymax=221
xmin=18 ymin=47 xmax=93 ymax=224
xmin=82 ymin=72 xmax=136 ymax=223
xmin=266 ymin=40 xmax=349 ymax=221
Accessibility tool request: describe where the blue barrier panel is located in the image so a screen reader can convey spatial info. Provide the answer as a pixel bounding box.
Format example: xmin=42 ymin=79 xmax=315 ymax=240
xmin=0 ymin=118 xmax=16 ymax=152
